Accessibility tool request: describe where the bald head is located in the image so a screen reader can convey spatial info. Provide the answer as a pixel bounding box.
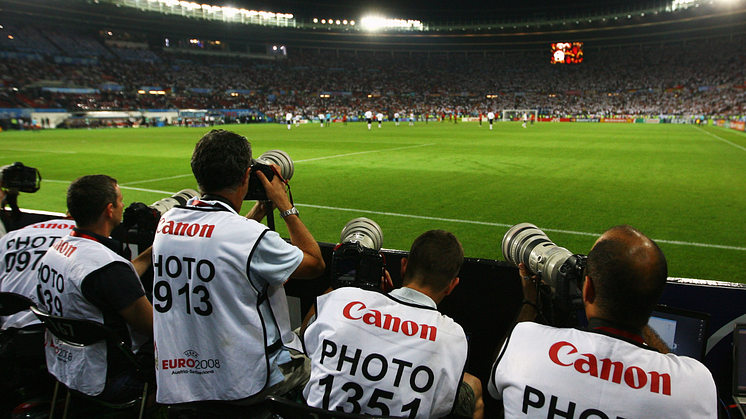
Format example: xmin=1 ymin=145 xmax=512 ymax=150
xmin=586 ymin=225 xmax=667 ymax=329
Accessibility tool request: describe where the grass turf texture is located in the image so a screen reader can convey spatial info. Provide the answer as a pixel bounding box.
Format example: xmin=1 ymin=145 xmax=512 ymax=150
xmin=2 ymin=121 xmax=745 ymax=283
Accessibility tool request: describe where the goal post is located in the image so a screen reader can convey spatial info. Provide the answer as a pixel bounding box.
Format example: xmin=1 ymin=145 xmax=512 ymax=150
xmin=501 ymin=109 xmax=538 ymax=122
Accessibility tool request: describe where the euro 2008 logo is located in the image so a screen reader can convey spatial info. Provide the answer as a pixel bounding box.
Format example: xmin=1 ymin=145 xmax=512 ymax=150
xmin=160 ymin=349 xmax=221 ymax=371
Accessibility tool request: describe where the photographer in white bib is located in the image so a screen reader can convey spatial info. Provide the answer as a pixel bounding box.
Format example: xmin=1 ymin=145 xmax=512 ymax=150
xmin=152 ymin=129 xmax=325 ymax=405
xmin=36 ymin=175 xmax=153 ymax=401
xmin=489 ymin=225 xmax=717 ymax=418
xmin=304 ymin=230 xmax=484 ymax=418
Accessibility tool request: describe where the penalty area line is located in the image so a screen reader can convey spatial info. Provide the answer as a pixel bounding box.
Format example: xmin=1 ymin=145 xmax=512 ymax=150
xmin=117 ymin=143 xmax=436 ymax=185
xmin=121 ymin=174 xmax=194 ymax=186
xmin=294 ymin=143 xmax=435 ymax=163
xmin=297 ymin=203 xmax=746 ymax=252
xmin=44 ymin=179 xmax=174 ymax=195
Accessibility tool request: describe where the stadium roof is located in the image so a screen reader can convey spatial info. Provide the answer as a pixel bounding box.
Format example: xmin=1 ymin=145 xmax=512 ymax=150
xmin=218 ymin=0 xmax=666 ymax=22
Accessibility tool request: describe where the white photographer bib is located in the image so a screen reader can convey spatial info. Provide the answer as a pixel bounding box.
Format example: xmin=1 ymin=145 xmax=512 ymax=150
xmin=304 ymin=287 xmax=468 ymax=418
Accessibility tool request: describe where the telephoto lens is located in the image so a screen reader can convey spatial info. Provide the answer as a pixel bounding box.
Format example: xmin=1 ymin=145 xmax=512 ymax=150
xmin=340 ymin=217 xmax=384 ymax=251
xmin=502 ymin=223 xmax=587 ymax=313
xmin=256 ymin=150 xmax=294 ymax=181
xmin=149 ymin=189 xmax=201 ymax=216
xmin=332 ymin=218 xmax=385 ymax=290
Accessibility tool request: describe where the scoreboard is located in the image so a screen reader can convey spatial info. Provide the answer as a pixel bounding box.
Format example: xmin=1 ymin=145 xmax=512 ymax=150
xmin=551 ymin=42 xmax=584 ymax=64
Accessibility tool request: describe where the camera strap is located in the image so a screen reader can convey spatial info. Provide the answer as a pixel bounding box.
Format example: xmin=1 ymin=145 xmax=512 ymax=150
xmin=269 ymin=165 xmax=294 ymax=207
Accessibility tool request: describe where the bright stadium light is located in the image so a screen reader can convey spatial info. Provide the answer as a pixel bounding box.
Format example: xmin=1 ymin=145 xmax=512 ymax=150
xmin=361 ymin=16 xmax=385 ymax=31
xmin=361 ymin=16 xmax=424 ymax=31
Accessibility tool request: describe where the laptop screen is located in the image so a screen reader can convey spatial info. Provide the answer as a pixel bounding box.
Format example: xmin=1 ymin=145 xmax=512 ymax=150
xmin=735 ymin=324 xmax=746 ymax=395
xmin=647 ymin=305 xmax=710 ymax=361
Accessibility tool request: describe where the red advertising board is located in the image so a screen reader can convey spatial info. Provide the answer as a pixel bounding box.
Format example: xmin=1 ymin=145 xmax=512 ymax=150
xmin=600 ymin=118 xmax=634 ymax=123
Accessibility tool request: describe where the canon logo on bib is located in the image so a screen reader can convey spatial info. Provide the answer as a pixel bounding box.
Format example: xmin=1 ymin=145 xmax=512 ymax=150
xmin=549 ymin=341 xmax=671 ymax=395
xmin=342 ymin=301 xmax=438 ymax=341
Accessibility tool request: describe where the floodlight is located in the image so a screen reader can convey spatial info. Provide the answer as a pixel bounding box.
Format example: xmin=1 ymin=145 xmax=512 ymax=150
xmin=361 ymin=17 xmax=385 ymax=31
xmin=321 ymin=19 xmax=325 ymax=23
xmin=313 ymin=18 xmax=318 ymax=23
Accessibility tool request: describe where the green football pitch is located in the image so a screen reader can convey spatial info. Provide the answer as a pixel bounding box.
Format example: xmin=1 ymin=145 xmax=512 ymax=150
xmin=2 ymin=121 xmax=745 ymax=282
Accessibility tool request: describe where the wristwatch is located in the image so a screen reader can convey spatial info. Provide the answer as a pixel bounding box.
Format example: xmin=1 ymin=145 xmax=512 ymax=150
xmin=279 ymin=206 xmax=299 ymax=219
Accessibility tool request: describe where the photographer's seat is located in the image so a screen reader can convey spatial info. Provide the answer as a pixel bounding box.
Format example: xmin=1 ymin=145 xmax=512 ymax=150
xmin=0 ymin=292 xmax=36 ymax=317
xmin=164 ymin=400 xmax=273 ymax=419
xmin=0 ymin=292 xmax=52 ymax=415
xmin=265 ymin=395 xmax=402 ymax=419
xmin=30 ymin=306 xmax=150 ymax=419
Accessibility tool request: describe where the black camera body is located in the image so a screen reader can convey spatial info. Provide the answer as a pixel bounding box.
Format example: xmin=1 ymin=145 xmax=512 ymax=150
xmin=243 ymin=150 xmax=294 ymax=202
xmin=331 ymin=242 xmax=385 ymax=290
xmin=122 ymin=202 xmax=161 ymax=234
xmin=115 ymin=189 xmax=200 ymax=248
xmin=245 ymin=163 xmax=275 ymax=201
xmin=554 ymin=254 xmax=587 ymax=313
xmin=1 ymin=162 xmax=41 ymax=193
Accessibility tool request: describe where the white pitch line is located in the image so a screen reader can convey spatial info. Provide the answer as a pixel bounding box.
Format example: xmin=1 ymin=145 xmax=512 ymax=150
xmin=42 ymin=180 xmax=746 ymax=251
xmin=119 ymin=186 xmax=175 ymax=194
xmin=44 ymin=179 xmax=173 ymax=195
xmin=118 ymin=144 xmax=435 ymax=185
xmin=1 ymin=148 xmax=77 ymax=154
xmin=122 ymin=174 xmax=194 ymax=185
xmin=0 ymin=154 xmax=50 ymax=160
xmin=294 ymin=143 xmax=435 ymax=163
xmin=297 ymin=203 xmax=746 ymax=252
xmin=694 ymin=126 xmax=746 ymax=153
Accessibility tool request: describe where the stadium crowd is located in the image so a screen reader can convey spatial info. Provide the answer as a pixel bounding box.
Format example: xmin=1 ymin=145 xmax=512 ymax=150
xmin=0 ymin=24 xmax=744 ymax=124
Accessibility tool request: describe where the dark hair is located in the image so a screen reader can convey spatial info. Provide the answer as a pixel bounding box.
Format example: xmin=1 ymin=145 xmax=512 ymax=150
xmin=67 ymin=175 xmax=118 ymax=228
xmin=404 ymin=230 xmax=464 ymax=292
xmin=586 ymin=225 xmax=668 ymax=329
xmin=191 ymin=129 xmax=252 ymax=193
